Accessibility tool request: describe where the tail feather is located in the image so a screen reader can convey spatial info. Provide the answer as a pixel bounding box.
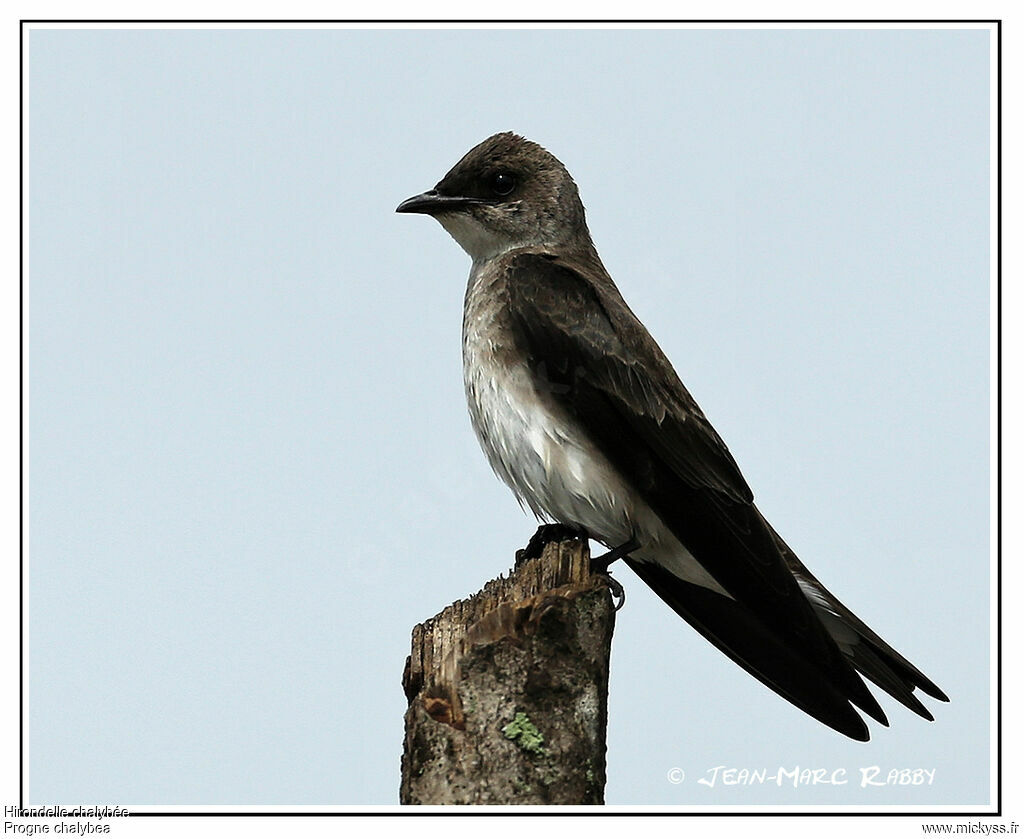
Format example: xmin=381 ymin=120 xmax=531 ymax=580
xmin=847 ymin=641 xmax=935 ymax=720
xmin=625 ymin=548 xmax=946 ymax=740
xmin=626 ymin=558 xmax=873 ymax=741
xmin=767 ymin=524 xmax=949 ymax=711
xmin=796 ymin=570 xmax=950 ymax=711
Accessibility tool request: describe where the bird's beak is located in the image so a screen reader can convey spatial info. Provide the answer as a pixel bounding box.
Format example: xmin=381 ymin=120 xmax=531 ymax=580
xmin=395 ymin=190 xmax=490 ymax=215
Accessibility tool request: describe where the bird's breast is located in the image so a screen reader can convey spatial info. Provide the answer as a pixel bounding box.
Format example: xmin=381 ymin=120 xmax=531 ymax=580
xmin=460 ymin=271 xmax=731 ymax=594
xmin=461 ymin=287 xmax=635 ymax=546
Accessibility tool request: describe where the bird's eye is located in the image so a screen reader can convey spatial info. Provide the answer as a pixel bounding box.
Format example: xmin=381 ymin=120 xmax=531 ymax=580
xmin=490 ymin=172 xmax=516 ymax=197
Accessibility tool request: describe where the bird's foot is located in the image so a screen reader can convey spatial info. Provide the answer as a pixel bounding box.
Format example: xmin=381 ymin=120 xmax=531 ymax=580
xmin=595 ymin=572 xmax=626 ymax=611
xmin=590 ymin=536 xmax=639 ymax=573
xmin=515 ymin=522 xmax=588 ymax=567
xmin=589 ymin=536 xmax=637 ymax=611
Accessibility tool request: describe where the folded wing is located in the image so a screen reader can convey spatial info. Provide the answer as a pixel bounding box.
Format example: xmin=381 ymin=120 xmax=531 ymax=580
xmin=503 ymin=249 xmax=944 ymax=739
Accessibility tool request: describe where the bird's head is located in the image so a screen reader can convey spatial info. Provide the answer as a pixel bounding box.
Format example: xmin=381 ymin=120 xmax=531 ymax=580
xmin=396 ymin=132 xmax=592 ymax=262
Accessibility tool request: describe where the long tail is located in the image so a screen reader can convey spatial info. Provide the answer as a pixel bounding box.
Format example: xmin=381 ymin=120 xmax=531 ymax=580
xmin=625 ymin=546 xmax=946 ymax=740
xmin=766 ymin=522 xmax=949 ymax=715
xmin=788 ymin=560 xmax=949 ymax=717
xmin=626 ymin=558 xmax=874 ymax=740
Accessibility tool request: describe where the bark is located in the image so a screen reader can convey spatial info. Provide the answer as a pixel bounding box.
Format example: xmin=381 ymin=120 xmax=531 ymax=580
xmin=400 ymin=535 xmax=615 ymax=805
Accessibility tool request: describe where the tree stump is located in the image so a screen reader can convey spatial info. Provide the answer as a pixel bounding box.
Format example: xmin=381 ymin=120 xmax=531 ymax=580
xmin=400 ymin=535 xmax=616 ymax=804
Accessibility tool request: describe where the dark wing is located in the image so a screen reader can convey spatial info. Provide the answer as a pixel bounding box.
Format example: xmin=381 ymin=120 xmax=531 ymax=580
xmin=770 ymin=524 xmax=949 ymax=710
xmin=503 ymin=250 xmax=896 ymax=738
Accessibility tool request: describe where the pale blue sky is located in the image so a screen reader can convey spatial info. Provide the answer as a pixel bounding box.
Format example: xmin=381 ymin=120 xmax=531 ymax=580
xmin=29 ymin=26 xmax=991 ymax=807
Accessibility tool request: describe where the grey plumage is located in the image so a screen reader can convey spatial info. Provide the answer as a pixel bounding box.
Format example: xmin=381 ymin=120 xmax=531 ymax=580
xmin=397 ymin=132 xmax=947 ymax=740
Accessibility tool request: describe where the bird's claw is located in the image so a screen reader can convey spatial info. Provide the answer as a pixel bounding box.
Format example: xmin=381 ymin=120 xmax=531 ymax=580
xmin=589 ymin=536 xmax=637 ymax=611
xmin=596 ymin=571 xmax=626 ymax=611
xmin=514 ymin=525 xmax=629 ymax=610
xmin=515 ymin=522 xmax=588 ymax=567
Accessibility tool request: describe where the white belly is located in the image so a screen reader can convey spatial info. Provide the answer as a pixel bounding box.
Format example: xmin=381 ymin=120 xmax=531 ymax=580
xmin=462 ymin=325 xmax=729 ymax=595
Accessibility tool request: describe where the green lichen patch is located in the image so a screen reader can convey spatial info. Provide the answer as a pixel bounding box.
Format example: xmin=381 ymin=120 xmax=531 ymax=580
xmin=511 ymin=778 xmax=533 ymax=795
xmin=502 ymin=712 xmax=549 ymax=757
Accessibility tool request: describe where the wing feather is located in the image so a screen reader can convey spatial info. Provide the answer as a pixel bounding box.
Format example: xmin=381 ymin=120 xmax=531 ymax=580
xmin=503 ymin=250 xmax=891 ymax=726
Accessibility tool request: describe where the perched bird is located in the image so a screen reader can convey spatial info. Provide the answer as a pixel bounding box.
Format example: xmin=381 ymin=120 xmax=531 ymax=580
xmin=396 ymin=132 xmax=947 ymax=740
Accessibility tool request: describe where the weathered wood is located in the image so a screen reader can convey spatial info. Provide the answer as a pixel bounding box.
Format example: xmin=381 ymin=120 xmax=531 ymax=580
xmin=400 ymin=536 xmax=615 ymax=805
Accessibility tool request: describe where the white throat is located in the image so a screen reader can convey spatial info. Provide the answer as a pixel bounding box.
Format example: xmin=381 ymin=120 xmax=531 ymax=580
xmin=436 ymin=212 xmax=534 ymax=263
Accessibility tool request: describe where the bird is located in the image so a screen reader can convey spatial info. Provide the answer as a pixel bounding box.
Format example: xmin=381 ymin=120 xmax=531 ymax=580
xmin=396 ymin=131 xmax=947 ymax=741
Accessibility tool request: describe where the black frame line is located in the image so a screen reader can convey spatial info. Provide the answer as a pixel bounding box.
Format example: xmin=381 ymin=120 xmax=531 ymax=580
xmin=18 ymin=17 xmax=1002 ymax=819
